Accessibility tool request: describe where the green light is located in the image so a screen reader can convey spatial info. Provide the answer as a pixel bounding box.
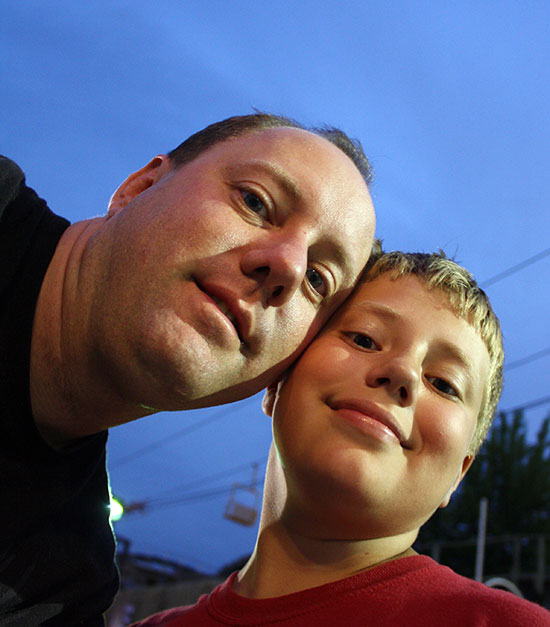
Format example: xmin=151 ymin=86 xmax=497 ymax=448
xmin=110 ymin=496 xmax=124 ymax=522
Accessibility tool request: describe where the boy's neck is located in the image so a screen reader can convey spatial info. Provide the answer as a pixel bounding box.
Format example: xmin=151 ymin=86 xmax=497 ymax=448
xmin=234 ymin=520 xmax=418 ymax=599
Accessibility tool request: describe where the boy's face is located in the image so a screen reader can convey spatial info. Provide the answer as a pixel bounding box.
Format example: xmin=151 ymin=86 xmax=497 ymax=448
xmin=264 ymin=274 xmax=490 ymax=539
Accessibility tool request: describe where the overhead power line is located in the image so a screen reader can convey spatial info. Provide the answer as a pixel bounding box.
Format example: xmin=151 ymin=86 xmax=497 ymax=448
xmin=480 ymin=247 xmax=550 ymax=288
xmin=500 ymin=395 xmax=550 ymax=415
xmin=109 ymin=246 xmax=550 ymax=470
xmin=504 ymin=347 xmax=550 ymax=372
xmin=109 ymin=397 xmax=258 ymax=468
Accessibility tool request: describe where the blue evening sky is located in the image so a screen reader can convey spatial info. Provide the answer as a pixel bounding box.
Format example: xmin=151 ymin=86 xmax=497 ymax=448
xmin=2 ymin=1 xmax=549 ymax=574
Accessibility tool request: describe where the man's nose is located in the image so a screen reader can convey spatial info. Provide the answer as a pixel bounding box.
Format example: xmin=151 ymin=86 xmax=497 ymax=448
xmin=240 ymin=233 xmax=308 ymax=306
xmin=365 ymin=355 xmax=420 ymax=407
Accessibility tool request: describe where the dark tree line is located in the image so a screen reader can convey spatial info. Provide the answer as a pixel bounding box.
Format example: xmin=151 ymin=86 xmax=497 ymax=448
xmin=416 ymin=409 xmax=550 ymax=597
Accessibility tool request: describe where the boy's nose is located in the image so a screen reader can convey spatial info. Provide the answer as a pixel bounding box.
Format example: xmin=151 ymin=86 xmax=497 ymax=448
xmin=366 ymin=356 xmax=420 ymax=407
xmin=241 ymin=234 xmax=308 ymax=307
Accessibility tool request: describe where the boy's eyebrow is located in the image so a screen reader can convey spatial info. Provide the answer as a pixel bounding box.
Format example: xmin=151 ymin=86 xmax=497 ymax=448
xmin=432 ymin=340 xmax=477 ymax=381
xmin=351 ymin=301 xmax=401 ymax=321
xmin=350 ymin=301 xmax=477 ymax=380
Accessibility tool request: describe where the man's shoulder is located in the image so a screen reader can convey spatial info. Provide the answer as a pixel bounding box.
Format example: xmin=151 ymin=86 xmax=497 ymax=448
xmin=0 ymin=156 xmax=25 ymax=218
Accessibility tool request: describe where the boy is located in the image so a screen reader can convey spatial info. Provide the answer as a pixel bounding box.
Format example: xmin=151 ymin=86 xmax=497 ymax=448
xmin=132 ymin=250 xmax=549 ymax=625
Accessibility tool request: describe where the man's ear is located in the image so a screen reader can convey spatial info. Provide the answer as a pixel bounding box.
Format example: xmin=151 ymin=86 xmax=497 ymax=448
xmin=107 ymin=155 xmax=172 ymax=217
xmin=439 ymin=454 xmax=475 ymax=509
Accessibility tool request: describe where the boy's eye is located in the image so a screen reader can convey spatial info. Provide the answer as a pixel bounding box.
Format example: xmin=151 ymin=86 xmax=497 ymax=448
xmin=305 ymin=267 xmax=327 ymax=297
xmin=349 ymin=333 xmax=377 ymax=350
xmin=241 ymin=191 xmax=268 ymax=219
xmin=428 ymin=376 xmax=458 ymax=398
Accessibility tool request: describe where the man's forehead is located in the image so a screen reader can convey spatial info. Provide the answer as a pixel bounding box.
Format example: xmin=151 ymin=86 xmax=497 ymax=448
xmin=206 ymin=126 xmax=354 ymax=171
xmin=180 ymin=125 xmax=374 ymax=282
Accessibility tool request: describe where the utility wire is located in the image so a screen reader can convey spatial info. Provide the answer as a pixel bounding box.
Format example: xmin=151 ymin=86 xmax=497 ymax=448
xmin=109 ymin=397 xmax=259 ymax=468
xmin=499 ymin=395 xmax=550 ymax=415
xmin=480 ymin=247 xmax=550 ymax=288
xmin=146 ymin=457 xmax=266 ymax=505
xmin=111 ymin=342 xmax=549 ymax=468
xmin=110 ymin=249 xmax=550 ymax=468
xmin=504 ymin=347 xmax=550 ymax=372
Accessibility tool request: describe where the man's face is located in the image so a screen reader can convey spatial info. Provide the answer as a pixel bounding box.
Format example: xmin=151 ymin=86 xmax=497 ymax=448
xmin=88 ymin=128 xmax=374 ymax=410
xmin=266 ymin=274 xmax=490 ymax=539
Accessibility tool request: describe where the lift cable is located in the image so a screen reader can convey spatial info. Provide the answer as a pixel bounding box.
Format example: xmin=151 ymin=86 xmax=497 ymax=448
xmin=146 ymin=458 xmax=267 ymax=505
xmin=127 ymin=478 xmax=265 ymax=514
xmin=117 ymin=397 xmax=550 ymax=515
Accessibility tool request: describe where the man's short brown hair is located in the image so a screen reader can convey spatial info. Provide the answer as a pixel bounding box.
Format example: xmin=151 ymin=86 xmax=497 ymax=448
xmin=168 ymin=112 xmax=373 ymax=188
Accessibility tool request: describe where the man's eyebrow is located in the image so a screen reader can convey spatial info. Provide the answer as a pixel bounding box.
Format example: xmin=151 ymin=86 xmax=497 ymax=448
xmin=225 ymin=161 xmax=355 ymax=282
xmin=223 ymin=161 xmax=301 ymax=202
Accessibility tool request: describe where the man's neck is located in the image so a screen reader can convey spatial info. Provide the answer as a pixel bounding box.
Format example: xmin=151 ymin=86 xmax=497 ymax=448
xmin=29 ymin=217 xmax=152 ymax=448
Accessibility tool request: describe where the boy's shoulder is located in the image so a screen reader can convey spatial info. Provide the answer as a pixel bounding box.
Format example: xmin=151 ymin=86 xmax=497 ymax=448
xmin=393 ymin=556 xmax=549 ymax=625
xmin=130 ymin=556 xmax=549 ymax=626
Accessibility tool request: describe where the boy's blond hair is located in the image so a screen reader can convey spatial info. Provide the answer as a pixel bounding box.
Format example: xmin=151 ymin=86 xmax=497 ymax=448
xmin=361 ymin=247 xmax=504 ymax=455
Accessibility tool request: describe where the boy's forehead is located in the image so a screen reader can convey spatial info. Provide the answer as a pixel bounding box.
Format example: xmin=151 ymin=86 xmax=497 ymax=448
xmin=324 ymin=274 xmax=416 ymax=325
xmin=324 ymin=273 xmax=462 ymax=333
xmin=348 ymin=273 xmax=449 ymax=312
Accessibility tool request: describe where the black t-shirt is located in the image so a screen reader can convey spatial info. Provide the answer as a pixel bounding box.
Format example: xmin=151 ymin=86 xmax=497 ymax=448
xmin=0 ymin=157 xmax=119 ymax=626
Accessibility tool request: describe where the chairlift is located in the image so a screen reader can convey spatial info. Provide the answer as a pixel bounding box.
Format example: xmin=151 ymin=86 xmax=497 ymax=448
xmin=224 ymin=463 xmax=260 ymax=526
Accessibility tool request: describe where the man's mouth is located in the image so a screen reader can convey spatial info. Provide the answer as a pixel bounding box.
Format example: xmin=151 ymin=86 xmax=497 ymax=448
xmin=205 ymin=292 xmax=246 ymax=345
xmin=193 ymin=278 xmax=251 ymax=347
xmin=210 ymin=294 xmax=239 ymax=332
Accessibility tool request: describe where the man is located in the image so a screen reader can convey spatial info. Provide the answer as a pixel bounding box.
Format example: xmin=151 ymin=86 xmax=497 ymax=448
xmin=133 ymin=250 xmax=549 ymax=626
xmin=0 ymin=113 xmax=375 ymax=625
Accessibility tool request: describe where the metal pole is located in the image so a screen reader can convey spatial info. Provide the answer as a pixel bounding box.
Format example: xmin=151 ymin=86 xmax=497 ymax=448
xmin=475 ymin=497 xmax=488 ymax=582
xmin=535 ymin=535 xmax=545 ymax=595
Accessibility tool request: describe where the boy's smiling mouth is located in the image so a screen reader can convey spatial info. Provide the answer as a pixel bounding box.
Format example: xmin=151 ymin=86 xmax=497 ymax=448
xmin=328 ymin=398 xmax=412 ymax=449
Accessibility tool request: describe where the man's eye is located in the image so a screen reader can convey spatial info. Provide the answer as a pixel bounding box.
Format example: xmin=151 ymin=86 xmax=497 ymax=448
xmin=305 ymin=267 xmax=327 ymax=296
xmin=350 ymin=333 xmax=377 ymax=350
xmin=428 ymin=376 xmax=458 ymax=397
xmin=242 ymin=191 xmax=268 ymax=219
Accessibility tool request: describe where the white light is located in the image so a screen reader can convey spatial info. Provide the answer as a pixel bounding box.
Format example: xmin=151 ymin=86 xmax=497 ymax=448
xmin=110 ymin=496 xmax=124 ymax=522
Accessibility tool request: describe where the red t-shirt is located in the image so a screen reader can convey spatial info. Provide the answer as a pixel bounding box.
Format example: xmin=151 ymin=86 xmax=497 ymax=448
xmin=131 ymin=555 xmax=549 ymax=626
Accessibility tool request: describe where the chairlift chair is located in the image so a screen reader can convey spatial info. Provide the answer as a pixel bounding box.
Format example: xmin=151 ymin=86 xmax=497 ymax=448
xmin=224 ymin=463 xmax=260 ymax=526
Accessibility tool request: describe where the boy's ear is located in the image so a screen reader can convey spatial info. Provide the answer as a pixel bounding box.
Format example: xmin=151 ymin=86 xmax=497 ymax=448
xmin=262 ymin=369 xmax=292 ymax=417
xmin=262 ymin=380 xmax=279 ymax=417
xmin=439 ymin=454 xmax=475 ymax=509
xmin=107 ymin=155 xmax=172 ymax=217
